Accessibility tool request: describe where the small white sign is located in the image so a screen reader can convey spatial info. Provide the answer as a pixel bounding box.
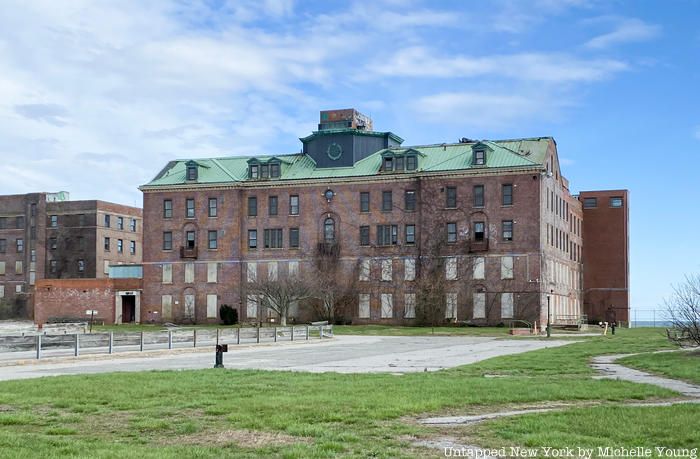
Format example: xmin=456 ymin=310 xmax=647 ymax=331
xmin=85 ymin=310 xmax=98 ymax=315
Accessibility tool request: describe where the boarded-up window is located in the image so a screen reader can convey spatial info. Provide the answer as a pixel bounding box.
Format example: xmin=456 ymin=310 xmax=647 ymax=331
xmin=185 ymin=262 xmax=195 ymax=283
xmin=445 ymin=257 xmax=457 ymax=280
xmin=501 ymin=256 xmax=514 ymax=279
xmin=246 ymin=295 xmax=258 ymax=319
xmin=184 ymin=294 xmax=195 ymax=320
xmin=206 ymin=294 xmax=217 ymax=318
xmin=501 ymin=292 xmax=514 ymax=319
xmin=104 ymin=260 xmax=110 ymax=275
xmin=15 ymin=285 xmax=22 ymax=293
xmin=29 ymin=272 xmax=36 ymax=285
xmin=162 ymin=263 xmax=172 ymax=284
xmin=0 ymin=261 xmax=5 ymax=275
xmin=381 ymin=259 xmax=392 ymax=281
xmin=268 ymin=261 xmax=278 ymax=281
xmin=404 ymin=258 xmax=416 ymax=281
xmin=161 ymin=295 xmax=172 ymax=320
xmin=289 ymin=301 xmax=299 ymax=318
xmin=445 ymin=293 xmax=458 ymax=319
xmin=15 ymin=261 xmax=22 ymax=274
xmin=247 ymin=262 xmax=257 ymax=283
xmin=473 ymin=257 xmax=485 ymax=280
xmin=359 ymin=259 xmax=370 ymax=281
xmin=358 ymin=294 xmax=370 ymax=318
xmin=473 ymin=292 xmax=486 ymax=319
xmin=288 ymin=261 xmax=299 ymax=277
xmin=404 ymin=293 xmax=416 ymax=319
xmin=381 ymin=293 xmax=393 ymax=318
xmin=207 ymin=262 xmax=217 ymax=283
xmin=0 ymin=285 xmax=4 ymax=298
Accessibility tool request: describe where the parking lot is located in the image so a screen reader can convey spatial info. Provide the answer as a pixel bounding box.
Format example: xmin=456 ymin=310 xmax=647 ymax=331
xmin=0 ymin=335 xmax=574 ymax=381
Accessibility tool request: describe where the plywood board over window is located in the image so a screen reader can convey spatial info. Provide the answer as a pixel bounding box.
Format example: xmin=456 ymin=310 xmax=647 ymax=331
xmin=358 ymin=294 xmax=370 ymax=318
xmin=162 ymin=263 xmax=172 ymax=284
xmin=473 ymin=292 xmax=486 ymax=319
xmin=184 ymin=262 xmax=195 ymax=283
xmin=445 ymin=257 xmax=457 ymax=280
xmin=247 ymin=262 xmax=257 ymax=283
xmin=404 ymin=258 xmax=416 ymax=281
xmin=0 ymin=261 xmax=5 ymax=275
xmin=288 ymin=261 xmax=299 ymax=277
xmin=501 ymin=256 xmax=514 ymax=279
xmin=246 ymin=295 xmax=258 ymax=319
xmin=381 ymin=293 xmax=393 ymax=318
xmin=381 ymin=259 xmax=392 ymax=281
xmin=207 ymin=262 xmax=218 ymax=283
xmin=359 ymin=259 xmax=370 ymax=281
xmin=184 ymin=294 xmax=195 ymax=320
xmin=206 ymin=294 xmax=217 ymax=319
xmin=404 ymin=293 xmax=416 ymax=319
xmin=268 ymin=261 xmax=278 ymax=281
xmin=501 ymin=292 xmax=514 ymax=319
xmin=445 ymin=293 xmax=458 ymax=319
xmin=473 ymin=257 xmax=485 ymax=280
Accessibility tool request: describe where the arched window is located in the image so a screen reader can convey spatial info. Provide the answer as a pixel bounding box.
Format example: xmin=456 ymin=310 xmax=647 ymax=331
xmin=324 ymin=218 xmax=335 ymax=242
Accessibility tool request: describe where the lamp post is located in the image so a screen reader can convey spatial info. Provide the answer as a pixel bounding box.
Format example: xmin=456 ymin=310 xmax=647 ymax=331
xmin=546 ymin=294 xmax=551 ymax=338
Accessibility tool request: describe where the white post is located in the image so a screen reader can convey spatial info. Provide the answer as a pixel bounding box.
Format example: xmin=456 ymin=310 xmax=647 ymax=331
xmin=74 ymin=334 xmax=80 ymax=357
xmin=108 ymin=332 xmax=113 ymax=354
xmin=168 ymin=330 xmax=173 ymax=350
xmin=140 ymin=331 xmax=144 ymax=352
xmin=36 ymin=334 xmax=42 ymax=359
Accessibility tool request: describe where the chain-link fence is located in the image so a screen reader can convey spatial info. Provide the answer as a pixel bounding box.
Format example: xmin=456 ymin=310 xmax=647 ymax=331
xmin=629 ymin=309 xmax=671 ymax=328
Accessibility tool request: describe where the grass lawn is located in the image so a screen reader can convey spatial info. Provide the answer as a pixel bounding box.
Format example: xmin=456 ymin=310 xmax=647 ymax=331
xmin=333 ymin=324 xmax=511 ymax=336
xmin=0 ymin=328 xmax=691 ymax=458
xmin=619 ymin=349 xmax=700 ymax=385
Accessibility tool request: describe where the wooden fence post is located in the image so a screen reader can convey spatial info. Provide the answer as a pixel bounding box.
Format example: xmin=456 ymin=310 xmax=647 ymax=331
xmin=236 ymin=326 xmax=240 ymax=345
xmin=193 ymin=329 xmax=197 ymax=348
xmin=140 ymin=331 xmax=144 ymax=352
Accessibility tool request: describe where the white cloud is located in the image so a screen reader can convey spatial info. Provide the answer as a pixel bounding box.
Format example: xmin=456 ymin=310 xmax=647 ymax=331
xmin=373 ymin=47 xmax=627 ymax=83
xmin=585 ymin=18 xmax=660 ymax=49
xmin=413 ymin=91 xmax=567 ymax=129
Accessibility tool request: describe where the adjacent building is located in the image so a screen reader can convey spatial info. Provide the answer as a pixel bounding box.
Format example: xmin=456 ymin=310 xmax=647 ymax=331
xmin=139 ymin=109 xmax=616 ymax=326
xmin=579 ymin=190 xmax=630 ymax=323
xmin=0 ymin=192 xmax=142 ymax=318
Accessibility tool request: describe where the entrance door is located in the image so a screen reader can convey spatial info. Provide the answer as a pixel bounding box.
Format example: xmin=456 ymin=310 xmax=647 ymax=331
xmin=122 ymin=295 xmax=136 ymax=323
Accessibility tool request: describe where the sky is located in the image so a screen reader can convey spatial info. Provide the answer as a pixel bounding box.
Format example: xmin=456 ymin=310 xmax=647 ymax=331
xmin=0 ymin=0 xmax=698 ymax=317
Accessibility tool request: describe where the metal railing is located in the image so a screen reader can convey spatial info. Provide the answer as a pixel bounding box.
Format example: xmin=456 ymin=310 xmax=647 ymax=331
xmin=0 ymin=324 xmax=333 ymax=360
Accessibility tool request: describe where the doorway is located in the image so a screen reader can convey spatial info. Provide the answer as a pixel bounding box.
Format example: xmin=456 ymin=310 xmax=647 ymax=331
xmin=121 ymin=295 xmax=136 ymax=323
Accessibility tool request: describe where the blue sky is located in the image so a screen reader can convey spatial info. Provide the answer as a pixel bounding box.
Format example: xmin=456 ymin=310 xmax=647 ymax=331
xmin=0 ymin=0 xmax=698 ymax=316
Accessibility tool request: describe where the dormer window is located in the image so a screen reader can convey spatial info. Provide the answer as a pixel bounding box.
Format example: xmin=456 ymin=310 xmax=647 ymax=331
xmin=186 ymin=161 xmax=198 ymax=181
xmin=406 ymin=155 xmax=417 ymax=171
xmin=395 ymin=156 xmax=404 ymax=171
xmin=474 ymin=150 xmax=486 ymax=165
xmin=249 ymin=164 xmax=259 ymax=179
xmin=383 ymin=157 xmax=393 ymax=171
xmin=270 ymin=162 xmax=280 ymax=178
xmin=261 ymin=164 xmax=269 ymax=179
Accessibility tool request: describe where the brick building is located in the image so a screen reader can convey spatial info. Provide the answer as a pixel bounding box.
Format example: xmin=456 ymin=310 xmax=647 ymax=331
xmin=139 ymin=109 xmax=618 ymax=327
xmin=579 ymin=190 xmax=630 ymax=323
xmin=0 ymin=192 xmax=142 ymax=317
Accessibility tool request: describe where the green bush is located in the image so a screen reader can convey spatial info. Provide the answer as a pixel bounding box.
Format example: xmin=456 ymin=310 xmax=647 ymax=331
xmin=219 ymin=304 xmax=238 ymax=325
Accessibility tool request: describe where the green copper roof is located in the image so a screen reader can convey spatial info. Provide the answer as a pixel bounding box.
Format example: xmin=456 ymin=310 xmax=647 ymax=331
xmin=142 ymin=137 xmax=552 ymax=188
xmin=299 ymin=128 xmax=404 ymax=144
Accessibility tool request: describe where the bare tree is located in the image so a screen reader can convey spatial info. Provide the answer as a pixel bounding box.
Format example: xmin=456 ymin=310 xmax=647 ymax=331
xmin=247 ymin=273 xmax=314 ymax=326
xmin=308 ymin=256 xmax=357 ymax=324
xmin=665 ymin=274 xmax=700 ymax=347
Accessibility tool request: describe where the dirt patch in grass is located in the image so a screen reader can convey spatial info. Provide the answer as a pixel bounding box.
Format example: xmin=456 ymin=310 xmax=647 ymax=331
xmin=160 ymin=428 xmax=311 ymax=448
xmin=0 ymin=405 xmax=16 ymax=412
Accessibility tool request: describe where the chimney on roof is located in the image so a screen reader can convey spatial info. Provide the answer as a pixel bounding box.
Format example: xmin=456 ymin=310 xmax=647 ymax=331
xmin=319 ymin=109 xmax=373 ymax=131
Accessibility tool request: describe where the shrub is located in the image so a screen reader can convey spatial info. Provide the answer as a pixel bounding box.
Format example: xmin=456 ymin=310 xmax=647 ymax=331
xmin=219 ymin=304 xmax=238 ymax=325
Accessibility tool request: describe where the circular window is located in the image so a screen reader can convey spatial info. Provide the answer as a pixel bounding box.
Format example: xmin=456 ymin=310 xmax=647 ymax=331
xmin=326 ymin=142 xmax=343 ymax=160
xmin=324 ymin=189 xmax=334 ymax=201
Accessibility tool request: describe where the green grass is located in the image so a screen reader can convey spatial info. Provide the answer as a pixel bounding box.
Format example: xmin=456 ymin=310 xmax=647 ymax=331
xmin=619 ymin=349 xmax=700 ymax=385
xmin=333 ymin=324 xmax=512 ymax=336
xmin=473 ymin=404 xmax=700 ymax=454
xmin=0 ymin=328 xmax=689 ymax=458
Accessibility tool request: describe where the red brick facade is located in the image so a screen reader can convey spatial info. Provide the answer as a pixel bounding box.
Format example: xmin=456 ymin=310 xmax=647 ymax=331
xmin=579 ymin=190 xmax=630 ymax=323
xmin=141 ymin=138 xmax=587 ymax=326
xmin=34 ymin=278 xmax=143 ymax=325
